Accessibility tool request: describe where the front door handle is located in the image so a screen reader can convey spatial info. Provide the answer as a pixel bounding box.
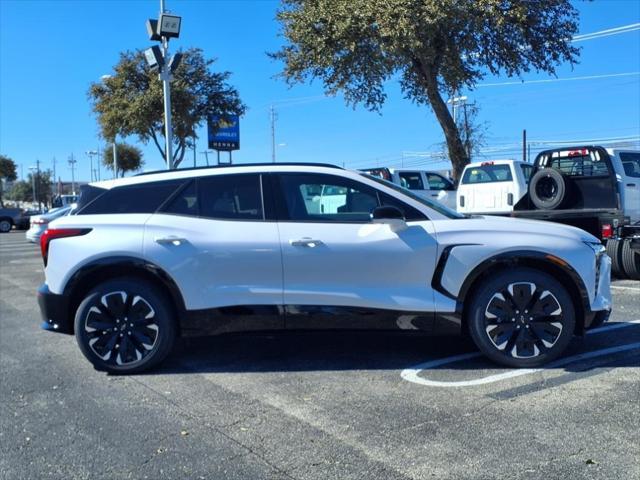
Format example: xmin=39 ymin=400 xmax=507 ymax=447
xmin=290 ymin=238 xmax=323 ymax=248
xmin=155 ymin=236 xmax=187 ymax=246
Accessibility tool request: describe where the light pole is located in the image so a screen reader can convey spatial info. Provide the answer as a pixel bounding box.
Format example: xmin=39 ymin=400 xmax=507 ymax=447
xmin=447 ymin=95 xmax=468 ymax=124
xmin=28 ymin=166 xmax=37 ymax=208
xmin=145 ymin=2 xmax=182 ymax=170
xmin=86 ymin=150 xmax=99 ymax=181
xmin=68 ymin=154 xmax=77 ymax=195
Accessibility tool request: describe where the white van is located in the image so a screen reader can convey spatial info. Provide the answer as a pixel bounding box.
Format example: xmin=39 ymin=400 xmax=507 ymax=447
xmin=361 ymin=168 xmax=456 ymax=209
xmin=457 ymin=160 xmax=533 ymax=214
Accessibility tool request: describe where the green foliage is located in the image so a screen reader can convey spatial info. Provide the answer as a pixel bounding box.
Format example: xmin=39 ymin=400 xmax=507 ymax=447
xmin=102 ymin=143 xmax=144 ymax=177
xmin=271 ymin=0 xmax=580 ymax=179
xmin=88 ymin=48 xmax=246 ymax=168
xmin=0 ymin=154 xmax=18 ymax=207
xmin=8 ymin=171 xmax=52 ymax=204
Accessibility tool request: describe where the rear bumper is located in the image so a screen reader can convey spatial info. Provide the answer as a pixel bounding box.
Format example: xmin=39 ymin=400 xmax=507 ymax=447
xmin=37 ymin=284 xmax=73 ymax=334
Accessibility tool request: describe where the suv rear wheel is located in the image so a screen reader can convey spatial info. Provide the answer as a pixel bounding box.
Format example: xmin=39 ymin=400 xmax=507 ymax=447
xmin=74 ymin=279 xmax=176 ymax=374
xmin=467 ymin=268 xmax=575 ymax=368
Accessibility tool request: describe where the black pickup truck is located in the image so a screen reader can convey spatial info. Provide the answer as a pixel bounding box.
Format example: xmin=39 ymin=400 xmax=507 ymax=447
xmin=512 ymin=146 xmax=640 ymax=279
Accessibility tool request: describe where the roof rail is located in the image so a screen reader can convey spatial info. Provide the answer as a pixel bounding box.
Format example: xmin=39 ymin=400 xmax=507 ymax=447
xmin=135 ymin=162 xmax=343 ymax=176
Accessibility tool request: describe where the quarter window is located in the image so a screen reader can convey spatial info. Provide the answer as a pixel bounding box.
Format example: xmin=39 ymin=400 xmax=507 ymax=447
xmin=77 ymin=180 xmax=184 ymax=215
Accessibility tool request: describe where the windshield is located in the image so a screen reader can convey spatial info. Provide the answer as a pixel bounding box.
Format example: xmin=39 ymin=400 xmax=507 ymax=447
xmin=360 ymin=173 xmax=464 ymax=219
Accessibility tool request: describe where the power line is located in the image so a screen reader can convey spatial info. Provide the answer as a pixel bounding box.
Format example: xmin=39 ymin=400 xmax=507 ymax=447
xmin=477 ymin=72 xmax=640 ymax=88
xmin=572 ymin=23 xmax=640 ymax=42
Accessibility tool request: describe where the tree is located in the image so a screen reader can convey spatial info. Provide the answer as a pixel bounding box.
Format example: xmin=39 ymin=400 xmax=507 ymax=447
xmin=0 ymin=155 xmax=17 ymax=207
xmin=88 ymin=48 xmax=246 ymax=168
xmin=447 ymin=102 xmax=487 ymax=164
xmin=8 ymin=171 xmax=52 ymax=205
xmin=271 ymin=0 xmax=579 ymax=180
xmin=102 ymin=143 xmax=144 ymax=177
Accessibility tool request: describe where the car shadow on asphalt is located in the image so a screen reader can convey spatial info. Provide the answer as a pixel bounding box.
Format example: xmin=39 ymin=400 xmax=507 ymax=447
xmin=148 ymin=321 xmax=640 ymax=376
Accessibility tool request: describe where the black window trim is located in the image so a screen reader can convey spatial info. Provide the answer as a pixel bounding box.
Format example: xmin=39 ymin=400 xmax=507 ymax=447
xmin=76 ymin=178 xmax=187 ymax=216
xmin=156 ymin=173 xmax=270 ymax=222
xmin=272 ymin=172 xmax=428 ymax=224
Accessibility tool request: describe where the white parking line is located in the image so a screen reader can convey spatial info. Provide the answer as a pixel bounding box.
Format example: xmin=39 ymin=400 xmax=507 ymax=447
xmin=401 ymin=319 xmax=640 ymax=388
xmin=611 ymin=285 xmax=640 ymax=292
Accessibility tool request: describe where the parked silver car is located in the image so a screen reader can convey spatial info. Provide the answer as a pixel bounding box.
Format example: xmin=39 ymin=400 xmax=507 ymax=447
xmin=26 ymin=206 xmax=73 ymax=243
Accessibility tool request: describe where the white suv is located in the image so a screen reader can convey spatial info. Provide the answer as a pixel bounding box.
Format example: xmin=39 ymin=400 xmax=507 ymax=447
xmin=37 ymin=163 xmax=612 ymax=373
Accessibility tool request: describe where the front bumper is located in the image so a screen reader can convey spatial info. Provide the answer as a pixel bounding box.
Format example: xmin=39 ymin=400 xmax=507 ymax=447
xmin=37 ymin=284 xmax=73 ymax=334
xmin=584 ymin=253 xmax=612 ymax=329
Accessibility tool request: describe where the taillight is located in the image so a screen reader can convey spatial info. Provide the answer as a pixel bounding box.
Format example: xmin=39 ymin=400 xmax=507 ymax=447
xmin=601 ymin=224 xmax=613 ymax=239
xmin=40 ymin=228 xmax=91 ymax=266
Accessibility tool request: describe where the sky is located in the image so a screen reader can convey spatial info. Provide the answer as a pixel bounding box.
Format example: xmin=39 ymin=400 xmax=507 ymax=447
xmin=0 ymin=0 xmax=639 ymax=183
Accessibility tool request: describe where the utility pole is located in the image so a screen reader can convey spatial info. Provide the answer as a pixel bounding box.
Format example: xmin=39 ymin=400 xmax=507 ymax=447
xmin=86 ymin=150 xmax=99 ymax=181
xmin=68 ymin=154 xmax=77 ymax=195
xmin=270 ymin=105 xmax=277 ymax=163
xmin=522 ymin=129 xmax=527 ymax=163
xmin=36 ymin=159 xmax=41 ymax=210
xmin=200 ymin=151 xmax=210 ymax=166
xmin=52 ymin=157 xmax=56 ymax=188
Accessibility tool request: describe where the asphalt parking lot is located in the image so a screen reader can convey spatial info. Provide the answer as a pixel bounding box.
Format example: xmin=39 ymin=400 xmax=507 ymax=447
xmin=1 ymin=230 xmax=639 ymax=480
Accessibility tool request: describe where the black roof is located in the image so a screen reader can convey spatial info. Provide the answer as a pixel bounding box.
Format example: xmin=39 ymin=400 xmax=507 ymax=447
xmin=135 ymin=162 xmax=342 ymax=177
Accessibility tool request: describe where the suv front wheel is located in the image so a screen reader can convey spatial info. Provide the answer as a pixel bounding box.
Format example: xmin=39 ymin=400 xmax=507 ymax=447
xmin=467 ymin=268 xmax=575 ymax=368
xmin=74 ymin=279 xmax=176 ymax=374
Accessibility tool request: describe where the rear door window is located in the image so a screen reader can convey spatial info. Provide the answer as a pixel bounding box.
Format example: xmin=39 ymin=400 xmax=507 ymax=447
xmin=426 ymin=173 xmax=450 ymax=190
xmin=619 ymin=152 xmax=640 ymax=178
xmin=398 ymin=172 xmax=424 ymax=190
xmin=198 ymin=174 xmax=264 ymax=221
xmin=461 ymin=164 xmax=513 ymax=184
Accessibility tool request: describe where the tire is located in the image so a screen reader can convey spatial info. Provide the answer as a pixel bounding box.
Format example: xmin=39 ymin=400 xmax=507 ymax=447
xmin=529 ymin=169 xmax=566 ymax=210
xmin=467 ymin=268 xmax=576 ymax=368
xmin=74 ymin=278 xmax=177 ymax=374
xmin=0 ymin=218 xmax=12 ymax=233
xmin=621 ymin=239 xmax=640 ymax=280
xmin=606 ymin=239 xmax=625 ymax=278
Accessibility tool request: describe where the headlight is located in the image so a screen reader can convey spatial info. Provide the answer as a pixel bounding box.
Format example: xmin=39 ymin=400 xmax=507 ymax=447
xmin=583 ymin=241 xmax=605 ymax=255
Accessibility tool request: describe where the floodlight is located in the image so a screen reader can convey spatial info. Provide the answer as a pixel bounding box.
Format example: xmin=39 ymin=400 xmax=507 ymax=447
xmin=157 ymin=14 xmax=181 ymax=38
xmin=168 ymin=52 xmax=183 ymax=74
xmin=144 ymin=46 xmax=164 ymax=71
xmin=146 ymin=19 xmax=161 ymax=41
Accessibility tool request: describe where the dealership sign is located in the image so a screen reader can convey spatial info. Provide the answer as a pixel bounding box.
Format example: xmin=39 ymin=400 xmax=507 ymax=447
xmin=207 ymin=115 xmax=240 ymax=151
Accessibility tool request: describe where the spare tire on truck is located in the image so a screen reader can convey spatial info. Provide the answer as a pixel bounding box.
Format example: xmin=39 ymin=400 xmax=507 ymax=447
xmin=529 ymin=168 xmax=567 ymax=210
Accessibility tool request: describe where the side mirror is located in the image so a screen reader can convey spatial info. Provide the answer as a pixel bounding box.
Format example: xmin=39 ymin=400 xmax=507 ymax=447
xmin=371 ymin=206 xmax=407 ymax=232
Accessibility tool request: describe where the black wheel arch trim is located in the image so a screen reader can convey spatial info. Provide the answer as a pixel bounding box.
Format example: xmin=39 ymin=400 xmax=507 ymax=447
xmin=432 ymin=247 xmax=593 ymax=332
xmin=63 ymin=256 xmax=188 ymax=330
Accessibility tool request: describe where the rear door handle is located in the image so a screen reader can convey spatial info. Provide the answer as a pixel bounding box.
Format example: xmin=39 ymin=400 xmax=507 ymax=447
xmin=155 ymin=236 xmax=187 ymax=245
xmin=290 ymin=238 xmax=323 ymax=248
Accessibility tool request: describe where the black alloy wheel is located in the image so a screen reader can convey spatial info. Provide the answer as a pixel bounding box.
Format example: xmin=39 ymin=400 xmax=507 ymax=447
xmin=75 ymin=279 xmax=176 ymax=374
xmin=468 ymin=269 xmax=575 ymax=368
xmin=0 ymin=219 xmax=12 ymax=233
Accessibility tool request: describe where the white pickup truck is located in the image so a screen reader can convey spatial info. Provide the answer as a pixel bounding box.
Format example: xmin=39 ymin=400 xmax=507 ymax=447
xmin=360 ymin=167 xmax=456 ymax=209
xmin=456 ymin=160 xmax=533 ymax=215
